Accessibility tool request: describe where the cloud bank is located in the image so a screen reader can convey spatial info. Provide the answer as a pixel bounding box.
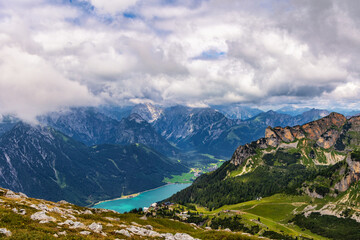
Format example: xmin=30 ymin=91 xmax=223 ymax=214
xmin=0 ymin=0 xmax=360 ymax=120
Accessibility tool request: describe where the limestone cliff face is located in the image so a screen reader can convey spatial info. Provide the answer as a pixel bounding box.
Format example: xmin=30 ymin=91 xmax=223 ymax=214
xmin=266 ymin=112 xmax=347 ymax=149
xmin=316 ymin=129 xmax=341 ymax=149
xmin=230 ymin=138 xmax=266 ymax=166
xmin=335 ymin=156 xmax=360 ymax=192
xmin=231 ymin=112 xmax=351 ymax=166
xmin=301 ymin=112 xmax=346 ymax=140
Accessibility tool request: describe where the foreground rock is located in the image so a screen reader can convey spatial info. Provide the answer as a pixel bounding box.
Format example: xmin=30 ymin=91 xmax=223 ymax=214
xmin=0 ymin=228 xmax=12 ymax=237
xmin=0 ymin=187 xmax=207 ymax=240
xmin=31 ymin=211 xmax=56 ymax=223
xmin=88 ymin=222 xmax=103 ymax=233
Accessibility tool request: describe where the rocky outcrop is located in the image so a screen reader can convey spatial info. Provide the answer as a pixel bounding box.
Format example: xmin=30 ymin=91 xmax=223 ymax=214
xmin=270 ymin=112 xmax=346 ymax=147
xmin=230 ymin=142 xmax=257 ymax=166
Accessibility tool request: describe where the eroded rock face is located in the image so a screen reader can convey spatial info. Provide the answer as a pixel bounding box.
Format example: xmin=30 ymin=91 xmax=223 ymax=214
xmin=301 ymin=112 xmax=346 ymax=140
xmin=316 ymin=129 xmax=340 ymax=149
xmin=335 ymin=157 xmax=360 ymax=192
xmin=274 ymin=127 xmax=295 ymax=143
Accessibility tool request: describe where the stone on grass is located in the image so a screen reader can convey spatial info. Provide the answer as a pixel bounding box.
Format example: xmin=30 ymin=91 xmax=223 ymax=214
xmin=80 ymin=231 xmax=91 ymax=235
xmin=31 ymin=211 xmax=56 ymax=223
xmin=88 ymin=222 xmax=103 ymax=233
xmin=114 ymin=229 xmax=132 ymax=238
xmin=0 ymin=228 xmax=12 ymax=237
xmin=5 ymin=190 xmax=21 ymax=199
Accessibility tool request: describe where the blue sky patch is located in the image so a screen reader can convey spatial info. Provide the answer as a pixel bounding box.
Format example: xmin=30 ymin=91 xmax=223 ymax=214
xmin=193 ymin=50 xmax=226 ymax=60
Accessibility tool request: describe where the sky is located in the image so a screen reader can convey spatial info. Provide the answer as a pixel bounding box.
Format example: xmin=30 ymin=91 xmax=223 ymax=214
xmin=1 ymin=0 xmax=360 ymax=121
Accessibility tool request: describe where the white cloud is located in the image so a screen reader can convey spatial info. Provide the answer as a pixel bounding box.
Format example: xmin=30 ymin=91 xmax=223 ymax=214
xmin=0 ymin=0 xmax=360 ymax=120
xmin=0 ymin=46 xmax=99 ymax=122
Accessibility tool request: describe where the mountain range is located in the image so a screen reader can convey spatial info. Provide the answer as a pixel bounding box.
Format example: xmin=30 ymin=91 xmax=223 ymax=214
xmin=0 ymin=104 xmax=346 ymax=206
xmin=39 ymin=107 xmax=177 ymax=156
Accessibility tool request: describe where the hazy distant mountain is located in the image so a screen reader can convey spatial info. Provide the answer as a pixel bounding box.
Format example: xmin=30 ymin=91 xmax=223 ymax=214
xmin=38 ymin=107 xmax=119 ymax=146
xmin=153 ymin=106 xmax=236 ymax=150
xmin=245 ymin=110 xmax=294 ymax=127
xmin=246 ymin=108 xmax=330 ymax=127
xmin=0 ymin=115 xmax=19 ymax=136
xmin=213 ymin=105 xmax=263 ymax=120
xmin=97 ymin=105 xmax=132 ymax=121
xmin=276 ymin=106 xmax=312 ymax=116
xmin=0 ymin=122 xmax=185 ymax=206
xmin=39 ymin=107 xmax=177 ymax=156
xmin=131 ymin=103 xmax=163 ymax=123
xmin=292 ymin=108 xmax=330 ymax=125
xmin=114 ymin=113 xmax=178 ymax=155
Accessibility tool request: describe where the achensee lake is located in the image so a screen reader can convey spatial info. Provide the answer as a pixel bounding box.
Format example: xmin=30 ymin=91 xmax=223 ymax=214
xmin=93 ymin=183 xmax=191 ymax=213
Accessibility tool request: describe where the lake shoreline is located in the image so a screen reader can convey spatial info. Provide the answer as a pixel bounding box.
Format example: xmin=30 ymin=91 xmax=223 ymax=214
xmin=92 ymin=183 xmax=190 ymax=207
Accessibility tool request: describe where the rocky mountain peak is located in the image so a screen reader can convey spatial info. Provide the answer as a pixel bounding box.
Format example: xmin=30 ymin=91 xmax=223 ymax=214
xmin=131 ymin=103 xmax=163 ymax=123
xmin=126 ymin=113 xmax=147 ymax=124
xmin=231 ymin=112 xmax=347 ymax=165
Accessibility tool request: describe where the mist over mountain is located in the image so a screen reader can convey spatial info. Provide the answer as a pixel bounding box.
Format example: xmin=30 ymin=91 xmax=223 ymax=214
xmin=212 ymin=105 xmax=263 ymax=120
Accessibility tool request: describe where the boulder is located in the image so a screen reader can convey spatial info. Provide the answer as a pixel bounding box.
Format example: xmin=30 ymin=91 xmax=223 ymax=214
xmin=104 ymin=216 xmax=120 ymax=221
xmin=88 ymin=222 xmax=103 ymax=233
xmin=0 ymin=228 xmax=12 ymax=237
xmin=19 ymin=192 xmax=28 ymax=198
xmin=51 ymin=207 xmax=63 ymax=214
xmin=5 ymin=190 xmax=21 ymax=199
xmin=127 ymin=226 xmax=161 ymax=237
xmin=82 ymin=210 xmax=93 ymax=215
xmin=174 ymin=233 xmax=199 ymax=240
xmin=80 ymin=231 xmax=91 ymax=235
xmin=31 ymin=211 xmax=56 ymax=223
xmin=58 ymin=231 xmax=67 ymax=236
xmin=114 ymin=229 xmax=132 ymax=237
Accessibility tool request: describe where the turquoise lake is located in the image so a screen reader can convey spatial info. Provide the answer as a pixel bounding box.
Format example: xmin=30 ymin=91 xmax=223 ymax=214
xmin=93 ymin=183 xmax=191 ymax=213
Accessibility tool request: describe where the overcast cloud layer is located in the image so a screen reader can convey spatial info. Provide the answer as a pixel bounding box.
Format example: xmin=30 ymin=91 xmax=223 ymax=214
xmin=1 ymin=0 xmax=360 ymax=121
